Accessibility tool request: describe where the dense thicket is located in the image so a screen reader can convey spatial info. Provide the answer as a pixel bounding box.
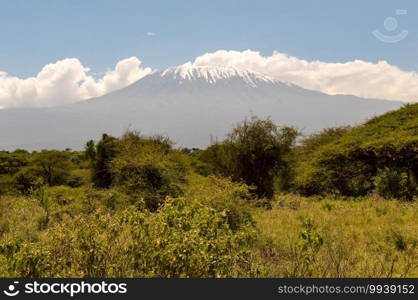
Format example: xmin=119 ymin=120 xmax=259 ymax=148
xmin=0 ymin=150 xmax=88 ymax=194
xmin=293 ymin=104 xmax=418 ymax=199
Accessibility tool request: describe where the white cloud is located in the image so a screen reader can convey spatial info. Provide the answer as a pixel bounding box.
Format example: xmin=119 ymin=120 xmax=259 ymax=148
xmin=1 ymin=50 xmax=417 ymax=109
xmin=191 ymin=50 xmax=418 ymax=102
xmin=147 ymin=32 xmax=156 ymax=36
xmin=0 ymin=57 xmax=152 ymax=109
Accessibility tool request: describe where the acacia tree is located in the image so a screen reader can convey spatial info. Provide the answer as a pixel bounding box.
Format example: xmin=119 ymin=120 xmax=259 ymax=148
xmin=33 ymin=151 xmax=74 ymax=186
xmin=13 ymin=150 xmax=73 ymax=189
xmin=202 ymin=117 xmax=298 ymax=198
xmin=0 ymin=151 xmax=29 ymax=175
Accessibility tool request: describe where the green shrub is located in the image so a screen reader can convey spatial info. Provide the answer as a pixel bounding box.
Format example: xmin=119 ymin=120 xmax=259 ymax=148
xmin=186 ymin=176 xmax=255 ymax=231
xmin=373 ymin=168 xmax=414 ymax=200
xmin=200 ymin=117 xmax=298 ymax=198
xmin=41 ymin=193 xmax=256 ymax=278
xmin=13 ymin=167 xmax=40 ymax=194
xmin=0 ymin=175 xmax=15 ymax=195
xmin=127 ymin=197 xmax=256 ymax=277
xmin=0 ymin=151 xmax=29 ymax=176
xmin=111 ymin=132 xmax=188 ymax=211
xmin=66 ymin=169 xmax=90 ymax=188
xmin=41 ymin=185 xmax=132 ymax=216
xmin=293 ymin=105 xmax=418 ymax=197
xmin=0 ymin=240 xmax=53 ymax=277
xmin=31 ymin=151 xmax=74 ymax=186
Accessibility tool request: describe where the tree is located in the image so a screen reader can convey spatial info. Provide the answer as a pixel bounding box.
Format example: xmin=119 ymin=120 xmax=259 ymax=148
xmin=201 ymin=117 xmax=298 ymax=198
xmin=292 ymin=127 xmax=352 ymax=195
xmin=30 ymin=151 xmax=73 ymax=186
xmin=13 ymin=167 xmax=39 ymax=194
xmin=0 ymin=151 xmax=29 ymax=175
xmin=91 ymin=134 xmax=118 ymax=188
xmin=85 ymin=140 xmax=96 ymax=161
xmin=111 ymin=132 xmax=187 ymax=211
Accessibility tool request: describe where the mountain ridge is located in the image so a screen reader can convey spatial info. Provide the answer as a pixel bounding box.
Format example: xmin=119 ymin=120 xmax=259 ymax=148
xmin=0 ymin=64 xmax=404 ymax=150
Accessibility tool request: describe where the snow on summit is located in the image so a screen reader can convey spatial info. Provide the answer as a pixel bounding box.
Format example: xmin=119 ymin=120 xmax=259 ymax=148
xmin=161 ymin=63 xmax=278 ymax=87
xmin=0 ymin=59 xmax=403 ymax=150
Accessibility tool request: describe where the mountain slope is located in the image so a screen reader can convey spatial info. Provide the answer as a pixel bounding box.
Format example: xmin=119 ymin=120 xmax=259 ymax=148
xmin=0 ymin=64 xmax=403 ymax=150
xmin=293 ymin=103 xmax=418 ymax=196
xmin=322 ymin=103 xmax=418 ymax=153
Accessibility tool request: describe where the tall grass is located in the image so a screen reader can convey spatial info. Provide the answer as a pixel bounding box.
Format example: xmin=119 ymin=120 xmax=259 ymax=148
xmin=252 ymin=194 xmax=418 ymax=277
xmin=0 ymin=180 xmax=416 ymax=277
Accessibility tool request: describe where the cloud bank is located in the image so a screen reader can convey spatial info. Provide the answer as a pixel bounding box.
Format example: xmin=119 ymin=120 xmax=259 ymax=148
xmin=1 ymin=50 xmax=417 ymax=109
xmin=0 ymin=57 xmax=152 ymax=108
xmin=192 ymin=50 xmax=418 ymax=102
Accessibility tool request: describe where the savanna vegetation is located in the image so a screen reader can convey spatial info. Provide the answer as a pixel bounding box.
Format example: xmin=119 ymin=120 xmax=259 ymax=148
xmin=0 ymin=106 xmax=417 ymax=278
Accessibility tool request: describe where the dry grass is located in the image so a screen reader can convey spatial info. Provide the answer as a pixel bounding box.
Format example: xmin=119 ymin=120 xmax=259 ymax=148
xmin=252 ymin=194 xmax=418 ymax=277
xmin=1 ymin=189 xmax=417 ymax=278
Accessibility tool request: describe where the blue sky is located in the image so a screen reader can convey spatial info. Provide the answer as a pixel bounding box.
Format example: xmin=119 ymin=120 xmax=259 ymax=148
xmin=0 ymin=0 xmax=416 ymax=77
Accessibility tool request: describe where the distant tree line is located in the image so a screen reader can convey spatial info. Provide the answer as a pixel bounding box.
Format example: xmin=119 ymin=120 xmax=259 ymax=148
xmin=1 ymin=107 xmax=418 ymax=202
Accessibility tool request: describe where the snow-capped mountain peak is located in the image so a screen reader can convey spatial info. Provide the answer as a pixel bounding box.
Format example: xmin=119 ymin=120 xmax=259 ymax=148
xmin=0 ymin=61 xmax=402 ymax=150
xmin=160 ymin=63 xmax=278 ymax=87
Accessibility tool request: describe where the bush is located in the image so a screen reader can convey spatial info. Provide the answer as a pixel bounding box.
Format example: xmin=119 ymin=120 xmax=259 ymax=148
xmin=292 ymin=105 xmax=418 ymax=197
xmin=40 ymin=193 xmax=256 ymax=277
xmin=66 ymin=169 xmax=90 ymax=188
xmin=0 ymin=175 xmax=15 ymax=195
xmin=111 ymin=132 xmax=188 ymax=211
xmin=128 ymin=197 xmax=256 ymax=277
xmin=373 ymin=168 xmax=414 ymax=200
xmin=292 ymin=127 xmax=353 ymax=196
xmin=0 ymin=151 xmax=29 ymax=176
xmin=40 ymin=185 xmax=132 ymax=217
xmin=0 ymin=239 xmax=54 ymax=277
xmin=31 ymin=151 xmax=74 ymax=186
xmin=200 ymin=117 xmax=298 ymax=198
xmin=13 ymin=167 xmax=40 ymax=194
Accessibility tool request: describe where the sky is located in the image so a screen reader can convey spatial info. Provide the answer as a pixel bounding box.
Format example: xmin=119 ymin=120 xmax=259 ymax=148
xmin=0 ymin=0 xmax=417 ymax=108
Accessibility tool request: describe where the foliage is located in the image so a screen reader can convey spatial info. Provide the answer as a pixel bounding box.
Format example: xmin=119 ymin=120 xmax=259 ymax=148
xmin=1 ymin=189 xmax=416 ymax=278
xmin=88 ymin=134 xmax=118 ymax=188
xmin=0 ymin=111 xmax=417 ymax=278
xmin=0 ymin=151 xmax=29 ymax=175
xmin=200 ymin=117 xmax=298 ymax=198
xmin=13 ymin=167 xmax=41 ymax=194
xmin=31 ymin=151 xmax=74 ymax=186
xmin=252 ymin=194 xmax=418 ymax=277
xmin=0 ymin=149 xmax=89 ymax=194
xmin=294 ymin=104 xmax=418 ymax=196
xmin=373 ymin=168 xmax=414 ymax=200
xmin=292 ymin=126 xmax=353 ymax=195
xmin=111 ymin=132 xmax=189 ymax=211
xmin=296 ymin=218 xmax=324 ymax=276
xmin=0 ymin=176 xmax=257 ymax=277
xmin=11 ymin=150 xmax=74 ymax=194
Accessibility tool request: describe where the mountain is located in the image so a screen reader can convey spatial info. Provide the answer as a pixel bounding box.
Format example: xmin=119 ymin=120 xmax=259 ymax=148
xmin=0 ymin=64 xmax=404 ymax=150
